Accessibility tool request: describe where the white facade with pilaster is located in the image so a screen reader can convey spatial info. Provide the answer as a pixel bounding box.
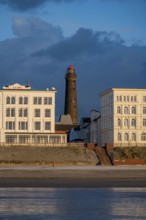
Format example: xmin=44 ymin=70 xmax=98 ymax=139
xmin=100 ymin=88 xmax=146 ymax=147
xmin=0 ymin=83 xmax=67 ymax=144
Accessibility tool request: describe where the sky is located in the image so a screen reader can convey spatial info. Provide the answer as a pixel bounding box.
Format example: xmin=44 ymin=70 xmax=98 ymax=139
xmin=0 ymin=0 xmax=146 ymax=119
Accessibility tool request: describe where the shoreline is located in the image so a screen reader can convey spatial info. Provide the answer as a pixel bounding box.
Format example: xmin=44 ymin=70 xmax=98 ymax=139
xmin=0 ymin=165 xmax=146 ymax=187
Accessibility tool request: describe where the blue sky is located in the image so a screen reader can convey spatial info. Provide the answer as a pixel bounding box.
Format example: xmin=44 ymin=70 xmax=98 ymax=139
xmin=0 ymin=0 xmax=146 ymax=118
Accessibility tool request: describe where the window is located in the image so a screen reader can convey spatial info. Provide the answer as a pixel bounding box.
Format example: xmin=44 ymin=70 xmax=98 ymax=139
xmin=11 ymin=108 xmax=15 ymax=117
xmin=131 ymin=96 xmax=133 ymax=102
xmin=6 ymin=121 xmax=15 ymax=130
xmin=19 ymin=108 xmax=23 ymax=117
xmin=33 ymin=97 xmax=37 ymax=104
xmin=117 ymin=118 xmax=121 ymax=127
xmin=124 ymin=96 xmax=126 ymax=102
xmin=19 ymin=97 xmax=23 ymax=104
xmin=118 ymin=133 xmax=122 ymax=141
xmin=134 ymin=96 xmax=136 ymax=102
xmin=117 ymin=106 xmax=121 ymax=114
xmin=141 ymin=133 xmax=146 ymax=141
xmin=131 ymin=107 xmax=136 ymax=114
xmin=143 ymin=107 xmax=146 ymax=114
xmin=6 ymin=108 xmax=15 ymax=117
xmin=35 ymin=109 xmax=40 ymax=117
xmin=24 ymin=109 xmax=28 ymax=117
xmin=143 ymin=119 xmax=146 ymax=126
xmin=132 ymin=133 xmax=136 ymax=141
xmin=35 ymin=122 xmax=41 ymax=130
xmin=131 ymin=119 xmax=136 ymax=127
xmin=124 ymin=118 xmax=128 ymax=127
xmin=11 ymin=96 xmax=15 ymax=104
xmin=143 ymin=96 xmax=146 ymax=102
xmin=33 ymin=97 xmax=42 ymax=105
xmin=6 ymin=108 xmax=10 ymax=117
xmin=45 ymin=109 xmax=51 ymax=117
xmin=45 ymin=122 xmax=51 ymax=130
xmin=127 ymin=96 xmax=129 ymax=102
xmin=6 ymin=96 xmax=10 ymax=104
xmin=6 ymin=135 xmax=17 ymax=143
xmin=44 ymin=97 xmax=52 ymax=105
xmin=50 ymin=136 xmax=61 ymax=144
xmin=19 ymin=108 xmax=28 ymax=117
xmin=38 ymin=97 xmax=42 ymax=104
xmin=124 ymin=107 xmax=128 ymax=114
xmin=24 ymin=97 xmax=28 ymax=104
xmin=19 ymin=135 xmax=30 ymax=143
xmin=19 ymin=122 xmax=28 ymax=130
xmin=124 ymin=133 xmax=129 ymax=141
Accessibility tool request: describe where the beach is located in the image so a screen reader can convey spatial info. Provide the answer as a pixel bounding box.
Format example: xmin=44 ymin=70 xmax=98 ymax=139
xmin=0 ymin=165 xmax=146 ymax=187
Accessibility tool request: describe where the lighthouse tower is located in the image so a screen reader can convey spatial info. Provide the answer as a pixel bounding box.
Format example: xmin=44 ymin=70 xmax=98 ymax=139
xmin=64 ymin=65 xmax=78 ymax=125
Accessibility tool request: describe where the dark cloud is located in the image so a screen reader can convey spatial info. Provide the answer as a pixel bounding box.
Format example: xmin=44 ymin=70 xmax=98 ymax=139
xmin=0 ymin=17 xmax=146 ymax=118
xmin=0 ymin=0 xmax=77 ymax=11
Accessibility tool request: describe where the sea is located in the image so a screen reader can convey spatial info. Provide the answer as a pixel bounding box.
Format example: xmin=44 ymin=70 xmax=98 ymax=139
xmin=0 ymin=188 xmax=146 ymax=220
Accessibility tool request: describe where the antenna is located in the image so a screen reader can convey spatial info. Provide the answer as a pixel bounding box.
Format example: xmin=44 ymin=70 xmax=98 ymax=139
xmin=27 ymin=80 xmax=30 ymax=87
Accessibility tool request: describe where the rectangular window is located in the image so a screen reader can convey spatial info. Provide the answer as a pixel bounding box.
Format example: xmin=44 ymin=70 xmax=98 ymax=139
xmin=143 ymin=96 xmax=146 ymax=102
xmin=35 ymin=109 xmax=40 ymax=117
xmin=19 ymin=135 xmax=30 ymax=143
xmin=6 ymin=121 xmax=15 ymax=130
xmin=38 ymin=97 xmax=42 ymax=104
xmin=45 ymin=109 xmax=51 ymax=117
xmin=44 ymin=97 xmax=52 ymax=105
xmin=35 ymin=122 xmax=41 ymax=130
xmin=19 ymin=121 xmax=27 ymax=130
xmin=33 ymin=97 xmax=37 ymax=104
xmin=143 ymin=107 xmax=146 ymax=114
xmin=124 ymin=96 xmax=126 ymax=102
xmin=143 ymin=119 xmax=146 ymax=126
xmin=45 ymin=122 xmax=51 ymax=130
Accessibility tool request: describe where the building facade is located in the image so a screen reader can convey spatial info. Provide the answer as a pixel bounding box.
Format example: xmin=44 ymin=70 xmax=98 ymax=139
xmin=100 ymin=88 xmax=146 ymax=147
xmin=0 ymin=83 xmax=67 ymax=144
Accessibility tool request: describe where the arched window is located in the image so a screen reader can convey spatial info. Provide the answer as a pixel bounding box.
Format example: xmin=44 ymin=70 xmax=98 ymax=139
xmin=132 ymin=133 xmax=136 ymax=141
xmin=118 ymin=133 xmax=122 ymax=141
xmin=24 ymin=97 xmax=28 ymax=104
xmin=124 ymin=107 xmax=128 ymax=114
xmin=131 ymin=119 xmax=136 ymax=127
xmin=131 ymin=107 xmax=136 ymax=114
xmin=117 ymin=106 xmax=121 ymax=114
xmin=11 ymin=96 xmax=15 ymax=104
xmin=141 ymin=133 xmax=146 ymax=141
xmin=124 ymin=118 xmax=128 ymax=127
xmin=19 ymin=97 xmax=23 ymax=104
xmin=117 ymin=118 xmax=121 ymax=127
xmin=6 ymin=96 xmax=10 ymax=104
xmin=124 ymin=133 xmax=129 ymax=141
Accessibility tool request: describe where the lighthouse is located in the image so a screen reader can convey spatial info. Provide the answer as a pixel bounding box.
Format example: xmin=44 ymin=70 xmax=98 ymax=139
xmin=64 ymin=65 xmax=78 ymax=125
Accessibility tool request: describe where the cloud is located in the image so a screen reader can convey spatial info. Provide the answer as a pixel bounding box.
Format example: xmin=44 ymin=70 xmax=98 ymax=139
xmin=0 ymin=17 xmax=146 ymax=118
xmin=0 ymin=0 xmax=78 ymax=11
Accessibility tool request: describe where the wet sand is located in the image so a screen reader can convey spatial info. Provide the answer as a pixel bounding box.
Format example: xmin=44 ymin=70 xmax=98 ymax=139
xmin=0 ymin=165 xmax=146 ymax=188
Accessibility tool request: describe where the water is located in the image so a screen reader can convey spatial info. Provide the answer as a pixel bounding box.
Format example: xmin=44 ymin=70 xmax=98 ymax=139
xmin=0 ymin=188 xmax=146 ymax=220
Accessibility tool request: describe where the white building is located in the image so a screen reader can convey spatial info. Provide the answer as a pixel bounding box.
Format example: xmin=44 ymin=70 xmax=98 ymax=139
xmin=0 ymin=83 xmax=67 ymax=144
xmin=100 ymin=88 xmax=146 ymax=147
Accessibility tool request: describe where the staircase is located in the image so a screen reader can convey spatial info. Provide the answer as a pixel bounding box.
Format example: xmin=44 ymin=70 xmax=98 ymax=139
xmin=95 ymin=147 xmax=112 ymax=165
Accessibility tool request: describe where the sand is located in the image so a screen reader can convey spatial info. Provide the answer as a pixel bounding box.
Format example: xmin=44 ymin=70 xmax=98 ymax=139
xmin=0 ymin=165 xmax=146 ymax=187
